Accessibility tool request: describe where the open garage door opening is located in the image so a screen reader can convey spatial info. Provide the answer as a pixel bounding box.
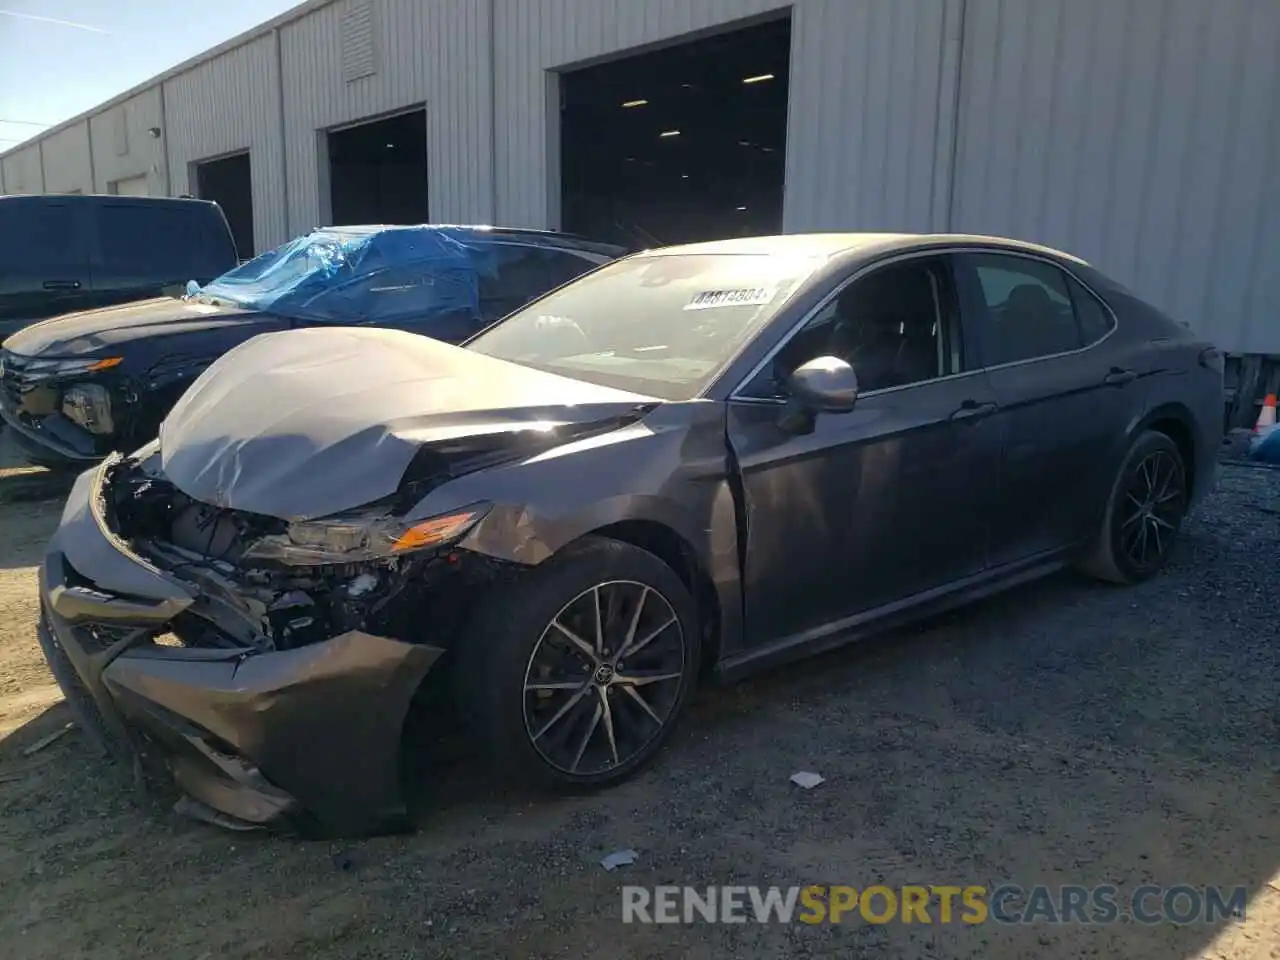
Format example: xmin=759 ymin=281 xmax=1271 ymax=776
xmin=196 ymin=152 xmax=254 ymax=258
xmin=560 ymin=16 xmax=791 ymax=249
xmin=328 ymin=109 xmax=429 ymax=227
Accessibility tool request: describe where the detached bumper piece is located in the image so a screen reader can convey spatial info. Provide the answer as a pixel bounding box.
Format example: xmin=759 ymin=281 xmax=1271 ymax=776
xmin=37 ymin=545 xmax=443 ymax=838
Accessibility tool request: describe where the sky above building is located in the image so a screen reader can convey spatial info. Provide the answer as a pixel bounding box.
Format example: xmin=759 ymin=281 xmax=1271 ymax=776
xmin=0 ymin=0 xmax=301 ymax=151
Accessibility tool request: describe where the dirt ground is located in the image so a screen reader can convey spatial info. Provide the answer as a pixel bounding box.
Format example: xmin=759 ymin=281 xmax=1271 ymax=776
xmin=0 ymin=430 xmax=1277 ymax=959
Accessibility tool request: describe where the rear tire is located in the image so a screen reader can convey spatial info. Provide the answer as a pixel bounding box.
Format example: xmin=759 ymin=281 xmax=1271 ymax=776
xmin=1077 ymin=430 xmax=1188 ymax=584
xmin=454 ymin=536 xmax=701 ymax=790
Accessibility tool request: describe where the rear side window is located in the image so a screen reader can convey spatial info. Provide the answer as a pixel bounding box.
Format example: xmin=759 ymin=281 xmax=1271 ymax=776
xmin=1067 ymin=276 xmax=1116 ymax=345
xmin=478 ymin=246 xmax=596 ymax=320
xmin=0 ymin=201 xmax=82 ymax=275
xmin=95 ymin=205 xmax=223 ymax=280
xmin=963 ymin=253 xmax=1081 ymax=364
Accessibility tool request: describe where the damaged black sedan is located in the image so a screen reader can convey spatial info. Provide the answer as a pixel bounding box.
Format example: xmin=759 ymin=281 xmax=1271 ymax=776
xmin=37 ymin=233 xmax=1223 ymax=837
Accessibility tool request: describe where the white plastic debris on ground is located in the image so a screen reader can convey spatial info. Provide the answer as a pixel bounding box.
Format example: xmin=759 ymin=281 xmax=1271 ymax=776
xmin=790 ymin=771 xmax=825 ymax=789
xmin=601 ymin=849 xmax=638 ymax=871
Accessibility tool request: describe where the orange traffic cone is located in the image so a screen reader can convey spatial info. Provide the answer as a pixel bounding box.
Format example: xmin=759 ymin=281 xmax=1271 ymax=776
xmin=1254 ymin=393 xmax=1278 ymax=433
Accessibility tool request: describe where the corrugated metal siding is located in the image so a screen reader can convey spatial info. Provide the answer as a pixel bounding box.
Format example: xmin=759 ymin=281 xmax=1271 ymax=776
xmin=88 ymin=87 xmax=167 ymax=194
xmin=951 ymin=0 xmax=1280 ymax=354
xmin=0 ymin=145 xmax=41 ymax=194
xmin=2 ymin=0 xmax=1277 ymax=353
xmin=784 ymin=0 xmax=956 ymax=232
xmin=41 ymin=122 xmax=93 ymax=194
xmin=163 ymin=34 xmax=287 ymax=251
xmin=493 ymin=0 xmax=788 ymax=228
xmin=281 ymin=0 xmax=493 ymax=232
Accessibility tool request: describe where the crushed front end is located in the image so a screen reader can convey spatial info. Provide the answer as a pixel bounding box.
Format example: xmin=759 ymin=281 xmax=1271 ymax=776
xmin=36 ymin=449 xmax=511 ymax=837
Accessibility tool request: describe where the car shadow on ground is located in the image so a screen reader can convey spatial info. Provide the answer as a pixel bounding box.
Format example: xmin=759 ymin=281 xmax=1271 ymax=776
xmin=390 ymin=543 xmax=1278 ymax=957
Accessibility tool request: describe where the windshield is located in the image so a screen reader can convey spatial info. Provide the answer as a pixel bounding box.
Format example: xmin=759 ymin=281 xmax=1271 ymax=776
xmin=195 ymin=232 xmax=360 ymax=311
xmin=190 ymin=227 xmax=500 ymax=323
xmin=466 ymin=252 xmax=822 ymax=400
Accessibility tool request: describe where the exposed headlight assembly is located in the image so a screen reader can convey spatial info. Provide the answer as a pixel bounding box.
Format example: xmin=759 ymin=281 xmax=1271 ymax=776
xmin=61 ymin=383 xmax=115 ymax=434
xmin=241 ymin=503 xmax=491 ymax=566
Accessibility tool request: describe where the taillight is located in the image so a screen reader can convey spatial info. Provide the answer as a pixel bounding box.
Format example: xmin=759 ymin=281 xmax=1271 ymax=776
xmin=1198 ymin=347 xmax=1224 ymax=373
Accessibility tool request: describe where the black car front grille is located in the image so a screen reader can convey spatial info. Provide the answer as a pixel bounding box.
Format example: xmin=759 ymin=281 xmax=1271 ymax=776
xmin=0 ymin=350 xmax=59 ymax=410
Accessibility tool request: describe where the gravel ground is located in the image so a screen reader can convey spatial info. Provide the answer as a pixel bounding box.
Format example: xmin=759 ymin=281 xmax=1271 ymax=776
xmin=0 ymin=448 xmax=1276 ymax=959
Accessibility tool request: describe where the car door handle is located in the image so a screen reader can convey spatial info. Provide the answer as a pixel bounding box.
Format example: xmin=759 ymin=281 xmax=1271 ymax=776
xmin=949 ymin=400 xmax=998 ymax=422
xmin=42 ymin=279 xmax=82 ymax=291
xmin=1103 ymin=367 xmax=1138 ymax=386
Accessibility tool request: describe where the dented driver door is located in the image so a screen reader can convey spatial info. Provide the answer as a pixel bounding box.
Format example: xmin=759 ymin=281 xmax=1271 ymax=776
xmin=726 ymin=377 xmax=1003 ymax=653
xmin=723 ymin=254 xmax=1004 ymax=654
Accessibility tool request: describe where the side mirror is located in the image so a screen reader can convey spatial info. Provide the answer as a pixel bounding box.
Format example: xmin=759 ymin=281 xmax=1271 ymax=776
xmin=786 ymin=355 xmax=859 ymax=413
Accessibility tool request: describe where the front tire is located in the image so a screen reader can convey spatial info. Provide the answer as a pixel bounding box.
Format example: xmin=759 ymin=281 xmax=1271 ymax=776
xmin=1077 ymin=430 xmax=1188 ymax=584
xmin=454 ymin=536 xmax=701 ymax=790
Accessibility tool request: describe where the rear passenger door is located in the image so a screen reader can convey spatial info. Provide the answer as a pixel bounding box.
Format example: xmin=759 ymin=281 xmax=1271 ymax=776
xmin=0 ymin=199 xmax=92 ymax=334
xmin=953 ymin=251 xmax=1124 ymax=566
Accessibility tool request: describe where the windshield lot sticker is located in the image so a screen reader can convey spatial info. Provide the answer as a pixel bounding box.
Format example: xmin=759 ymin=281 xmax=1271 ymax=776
xmin=683 ymin=287 xmax=777 ymax=310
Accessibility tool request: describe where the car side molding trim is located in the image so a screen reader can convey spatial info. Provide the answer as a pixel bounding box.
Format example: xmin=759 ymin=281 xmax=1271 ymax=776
xmin=714 ymin=546 xmax=1073 ymax=683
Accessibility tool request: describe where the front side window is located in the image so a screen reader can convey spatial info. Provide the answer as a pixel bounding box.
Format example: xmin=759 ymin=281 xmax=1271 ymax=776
xmin=467 ymin=251 xmax=824 ymax=400
xmin=742 ymin=258 xmax=956 ymax=399
xmin=292 ymin=262 xmax=484 ymax=326
xmin=962 ymin=253 xmax=1081 ymax=364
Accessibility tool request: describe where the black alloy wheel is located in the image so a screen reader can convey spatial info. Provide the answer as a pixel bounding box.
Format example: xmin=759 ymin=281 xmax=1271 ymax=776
xmin=1117 ymin=448 xmax=1186 ymax=574
xmin=1078 ymin=429 xmax=1188 ymax=584
xmin=522 ymin=580 xmax=686 ymax=776
xmin=454 ymin=536 xmax=700 ymax=789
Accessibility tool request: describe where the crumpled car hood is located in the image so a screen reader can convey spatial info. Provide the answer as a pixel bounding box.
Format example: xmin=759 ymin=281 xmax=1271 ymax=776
xmin=158 ymin=326 xmax=656 ymax=521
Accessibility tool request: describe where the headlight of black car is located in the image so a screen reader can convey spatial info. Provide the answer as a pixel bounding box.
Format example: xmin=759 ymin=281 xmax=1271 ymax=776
xmin=240 ymin=502 xmax=492 ymax=566
xmin=61 ymin=383 xmax=116 ymax=435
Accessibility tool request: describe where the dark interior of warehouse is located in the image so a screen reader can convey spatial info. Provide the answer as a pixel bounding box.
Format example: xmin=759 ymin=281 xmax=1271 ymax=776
xmin=328 ymin=109 xmax=430 ymax=227
xmin=560 ymin=15 xmax=791 ymax=249
xmin=195 ymin=152 xmax=255 ymax=257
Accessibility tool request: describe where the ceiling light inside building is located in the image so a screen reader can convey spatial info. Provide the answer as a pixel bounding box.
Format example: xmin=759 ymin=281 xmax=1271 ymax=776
xmin=659 ymin=129 xmax=680 ymax=138
xmin=743 ymin=73 xmax=775 ymax=84
xmin=621 ymin=99 xmax=648 ymax=108
xmin=736 ymin=205 xmax=748 ymax=211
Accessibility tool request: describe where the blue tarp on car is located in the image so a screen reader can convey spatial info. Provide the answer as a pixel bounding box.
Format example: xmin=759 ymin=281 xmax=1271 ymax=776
xmin=189 ymin=225 xmax=505 ymax=324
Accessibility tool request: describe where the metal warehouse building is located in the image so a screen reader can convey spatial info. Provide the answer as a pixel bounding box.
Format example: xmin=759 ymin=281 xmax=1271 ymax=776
xmin=2 ymin=0 xmax=1278 ymax=366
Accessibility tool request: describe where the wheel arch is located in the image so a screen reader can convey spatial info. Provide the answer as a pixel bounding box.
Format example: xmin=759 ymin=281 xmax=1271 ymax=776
xmin=1131 ymin=402 xmax=1198 ymax=499
xmin=576 ymin=519 xmax=723 ymax=684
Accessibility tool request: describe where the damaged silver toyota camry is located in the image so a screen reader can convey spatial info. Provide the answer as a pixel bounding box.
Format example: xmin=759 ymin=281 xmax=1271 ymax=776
xmin=37 ymin=233 xmax=1223 ymax=837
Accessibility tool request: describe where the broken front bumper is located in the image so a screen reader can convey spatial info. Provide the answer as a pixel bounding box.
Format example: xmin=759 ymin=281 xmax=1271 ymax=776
xmin=36 ymin=465 xmax=444 ymax=836
xmin=0 ymin=402 xmax=107 ymax=469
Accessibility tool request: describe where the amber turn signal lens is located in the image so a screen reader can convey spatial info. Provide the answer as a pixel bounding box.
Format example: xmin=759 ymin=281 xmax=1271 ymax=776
xmin=390 ymin=509 xmax=484 ymax=552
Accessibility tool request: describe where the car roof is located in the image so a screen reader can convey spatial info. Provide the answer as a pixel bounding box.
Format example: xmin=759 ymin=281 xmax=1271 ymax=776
xmin=0 ymin=193 xmax=222 ymax=211
xmin=312 ymin=223 xmax=626 ymax=257
xmin=637 ymin=232 xmax=1088 ymax=267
